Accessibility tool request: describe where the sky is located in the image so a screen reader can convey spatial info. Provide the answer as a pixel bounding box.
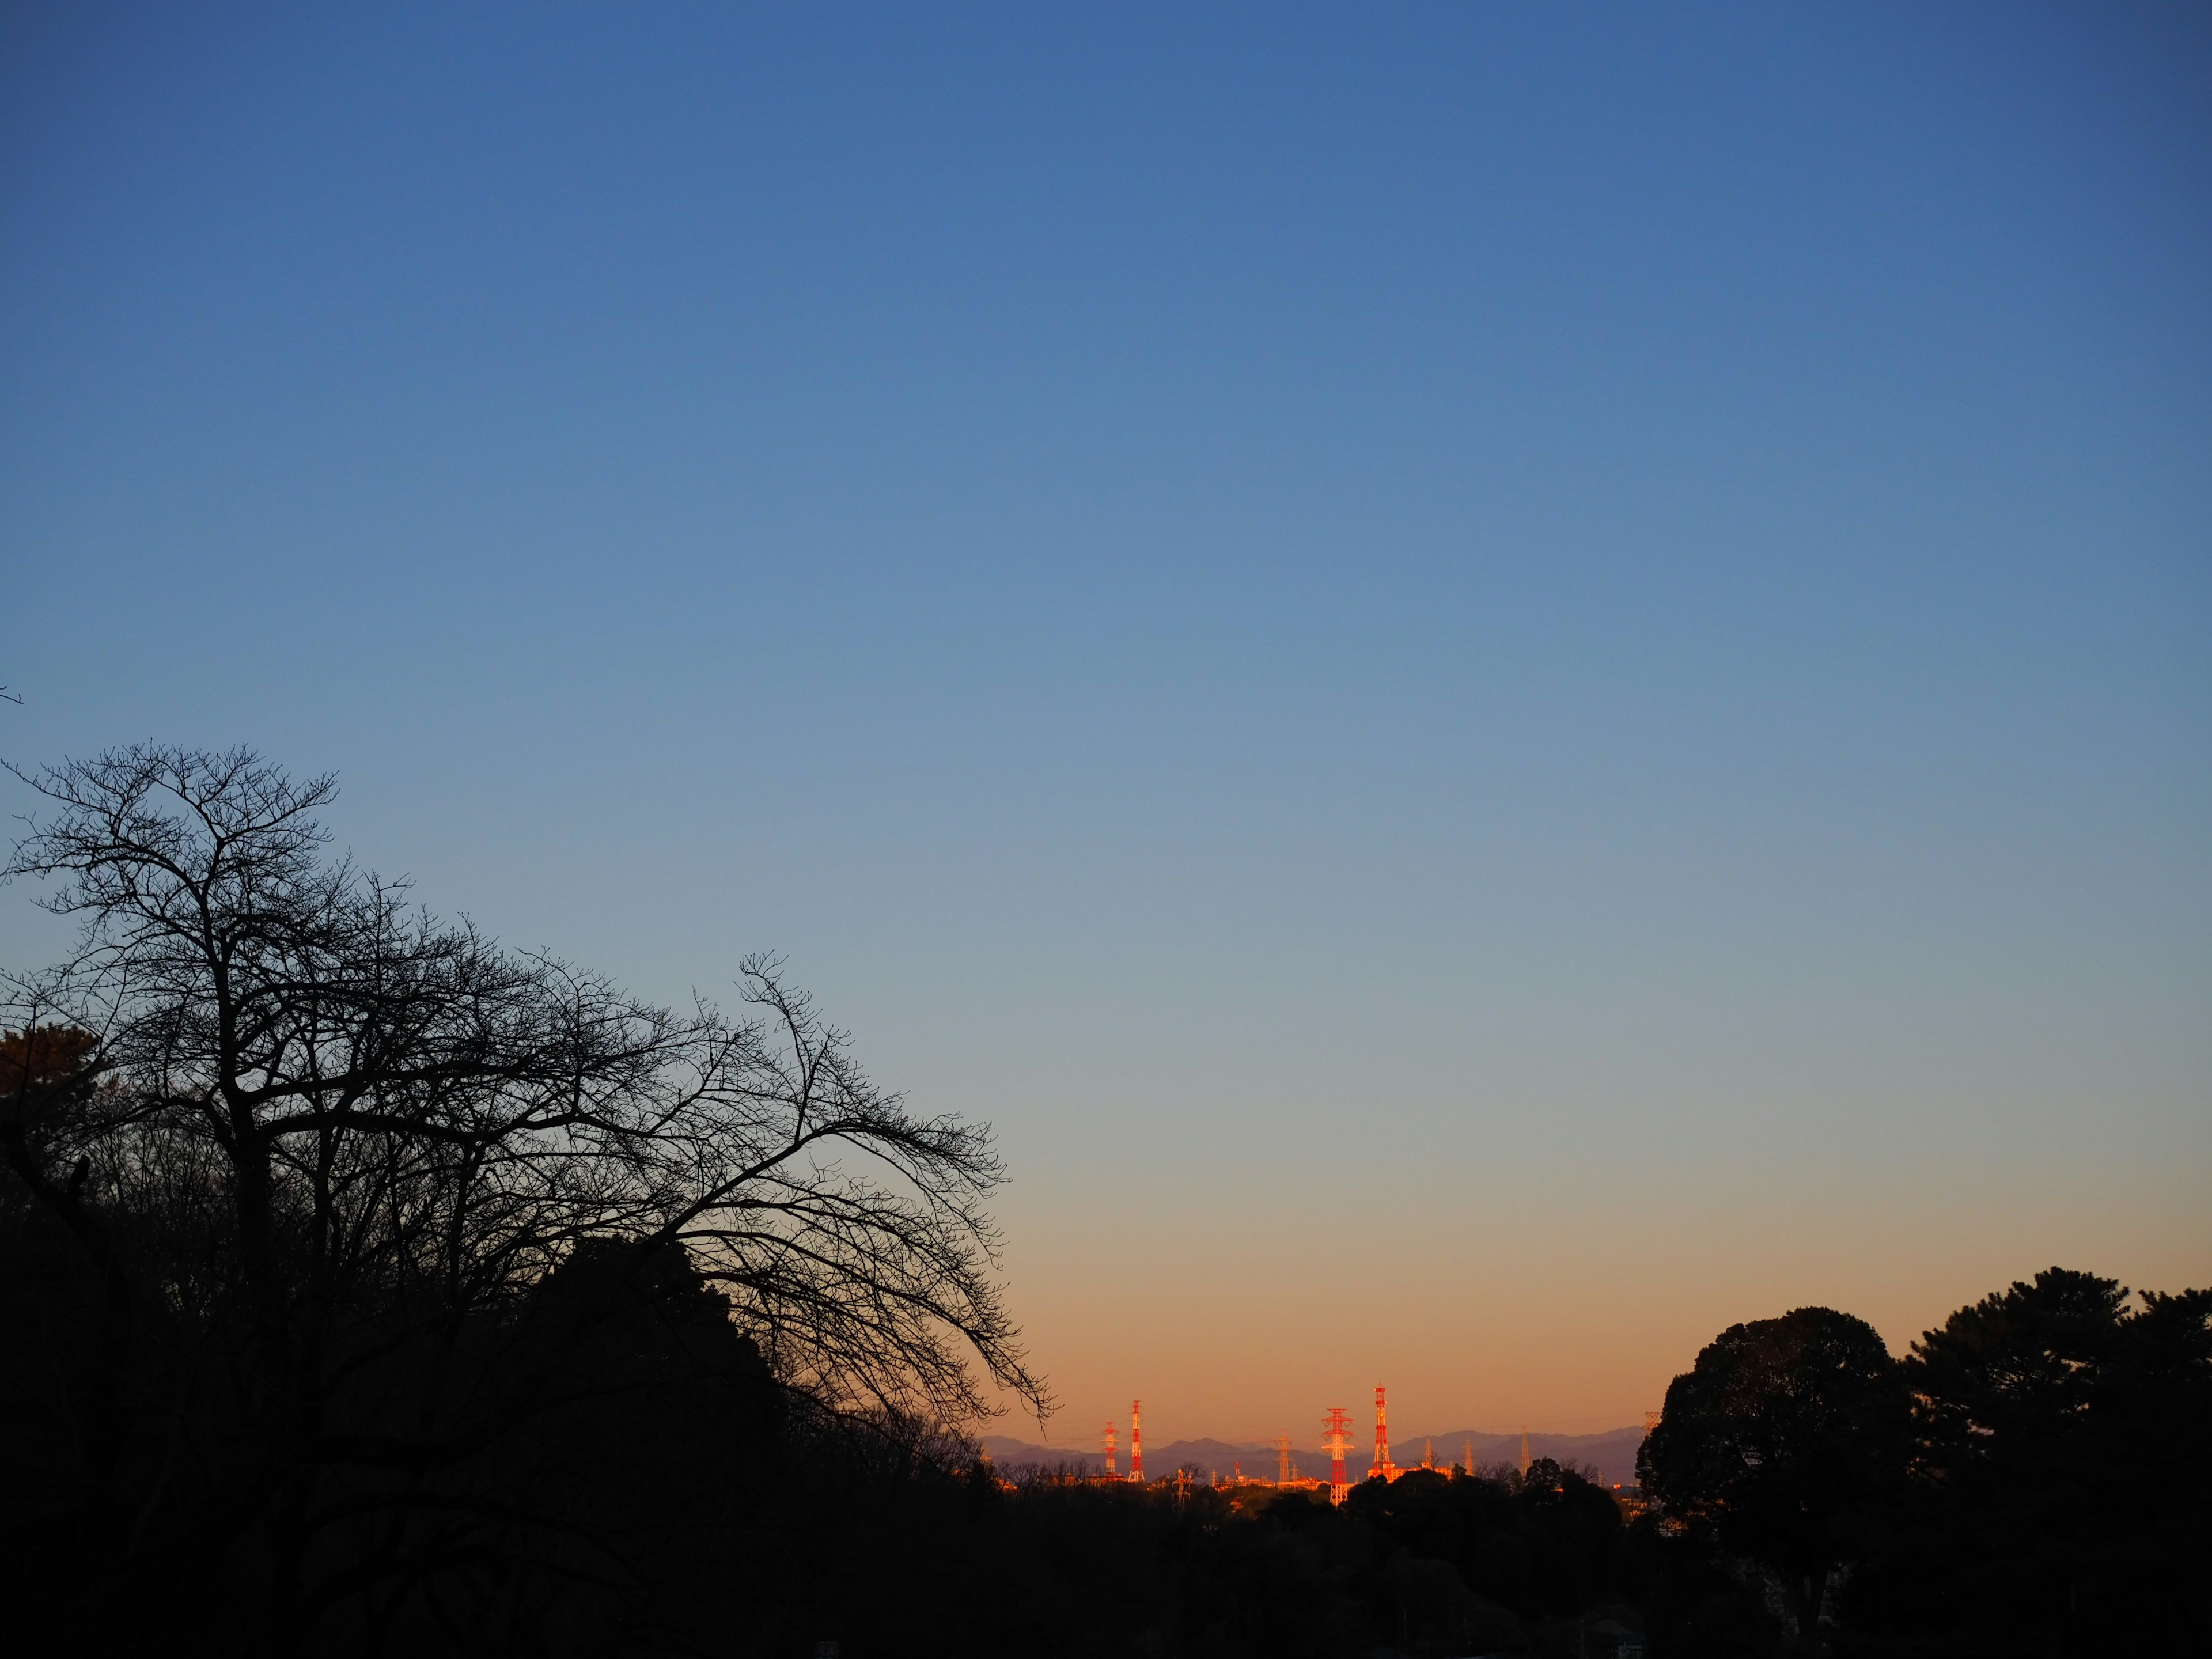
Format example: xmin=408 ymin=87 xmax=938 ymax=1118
xmin=2 ymin=3 xmax=2207 ymax=1445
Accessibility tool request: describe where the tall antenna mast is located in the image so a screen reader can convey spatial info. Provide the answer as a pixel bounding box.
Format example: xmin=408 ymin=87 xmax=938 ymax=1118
xmin=1103 ymin=1421 xmax=1118 ymax=1478
xmin=1373 ymin=1384 xmax=1396 ymax=1482
xmin=1275 ymin=1435 xmax=1292 ymax=1485
xmin=1130 ymin=1400 xmax=1145 ymax=1484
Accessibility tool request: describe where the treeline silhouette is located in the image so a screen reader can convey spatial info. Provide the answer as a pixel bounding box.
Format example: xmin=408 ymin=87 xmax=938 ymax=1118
xmin=3 ymin=747 xmax=2206 ymax=1656
xmin=4 ymin=1114 xmax=1643 ymax=1658
xmin=13 ymin=1208 xmax=2200 ymax=1656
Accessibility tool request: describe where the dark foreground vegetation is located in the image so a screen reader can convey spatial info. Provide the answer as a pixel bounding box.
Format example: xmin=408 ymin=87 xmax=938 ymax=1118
xmin=3 ymin=747 xmax=2206 ymax=1657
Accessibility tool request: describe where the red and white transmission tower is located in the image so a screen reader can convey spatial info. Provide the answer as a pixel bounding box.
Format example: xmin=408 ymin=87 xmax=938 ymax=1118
xmin=1275 ymin=1435 xmax=1293 ymax=1485
xmin=1373 ymin=1384 xmax=1397 ymax=1482
xmin=1129 ymin=1400 xmax=1145 ymax=1484
xmin=1102 ymin=1421 xmax=1118 ymax=1478
xmin=1321 ymin=1407 xmax=1354 ymax=1503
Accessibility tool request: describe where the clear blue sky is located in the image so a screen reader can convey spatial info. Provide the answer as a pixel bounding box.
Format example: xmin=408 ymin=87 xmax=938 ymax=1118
xmin=3 ymin=3 xmax=2207 ymax=1437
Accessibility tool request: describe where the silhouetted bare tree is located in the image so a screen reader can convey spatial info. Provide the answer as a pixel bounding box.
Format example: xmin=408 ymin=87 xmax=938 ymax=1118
xmin=1 ymin=744 xmax=1044 ymax=1653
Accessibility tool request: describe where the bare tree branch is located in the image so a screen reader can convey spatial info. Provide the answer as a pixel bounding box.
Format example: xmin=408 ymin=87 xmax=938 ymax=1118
xmin=2 ymin=742 xmax=1049 ymax=1649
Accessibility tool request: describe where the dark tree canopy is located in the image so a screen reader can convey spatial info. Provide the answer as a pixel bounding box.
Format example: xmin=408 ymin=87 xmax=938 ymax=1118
xmin=1639 ymin=1279 xmax=2212 ymax=1657
xmin=1637 ymin=1305 xmax=1908 ymax=1641
xmin=1910 ymin=1266 xmax=2139 ymax=1450
xmin=1853 ymin=1267 xmax=2212 ymax=1652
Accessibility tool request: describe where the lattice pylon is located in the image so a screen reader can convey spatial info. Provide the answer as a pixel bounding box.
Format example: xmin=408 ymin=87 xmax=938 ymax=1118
xmin=1322 ymin=1407 xmax=1354 ymax=1503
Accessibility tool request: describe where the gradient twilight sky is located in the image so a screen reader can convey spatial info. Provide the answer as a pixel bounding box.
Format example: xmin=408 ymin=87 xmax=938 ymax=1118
xmin=3 ymin=4 xmax=2208 ymax=1443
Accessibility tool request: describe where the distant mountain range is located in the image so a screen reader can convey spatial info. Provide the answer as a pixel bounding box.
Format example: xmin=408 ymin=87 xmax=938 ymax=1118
xmin=978 ymin=1426 xmax=1647 ymax=1488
